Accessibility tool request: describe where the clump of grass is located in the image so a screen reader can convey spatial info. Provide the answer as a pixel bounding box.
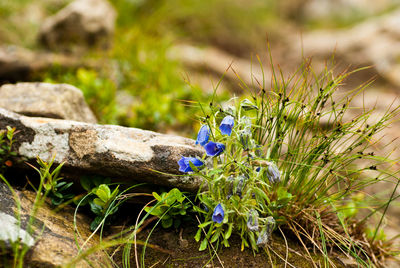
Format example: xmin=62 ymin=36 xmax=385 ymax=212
xmin=170 ymin=55 xmax=400 ymax=267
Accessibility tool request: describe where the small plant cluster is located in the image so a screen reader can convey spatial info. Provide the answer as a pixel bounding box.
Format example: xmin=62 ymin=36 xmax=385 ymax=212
xmin=79 ymin=176 xmax=120 ymax=231
xmin=29 ymin=157 xmax=75 ymax=206
xmin=145 ymin=188 xmax=192 ymax=229
xmin=0 ymin=126 xmax=16 ymax=172
xmin=178 ymin=99 xmax=287 ymax=251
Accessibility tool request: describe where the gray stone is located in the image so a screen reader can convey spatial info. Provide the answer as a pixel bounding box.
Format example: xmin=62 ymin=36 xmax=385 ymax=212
xmin=0 ymin=212 xmax=35 ymax=248
xmin=297 ymin=8 xmax=400 ymax=86
xmin=0 ymin=182 xmax=108 ymax=267
xmin=0 ymin=82 xmax=97 ymax=123
xmin=0 ymin=108 xmax=204 ymax=191
xmin=0 ymin=45 xmax=96 ymax=82
xmin=39 ymin=0 xmax=117 ymax=51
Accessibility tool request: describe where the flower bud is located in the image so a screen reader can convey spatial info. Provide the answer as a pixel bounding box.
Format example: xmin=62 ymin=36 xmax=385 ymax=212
xmin=212 ymin=204 xmax=224 ymax=223
xmin=256 ymin=216 xmax=276 ymax=247
xmin=246 ymin=209 xmax=259 ymax=232
xmin=266 ymin=163 xmax=281 ymax=183
xmin=241 ymin=99 xmax=258 ymax=111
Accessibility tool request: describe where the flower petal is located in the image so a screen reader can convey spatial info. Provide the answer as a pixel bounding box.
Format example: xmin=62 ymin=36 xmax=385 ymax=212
xmin=212 ymin=203 xmax=224 ymax=223
xmin=195 ymin=125 xmax=210 ymax=146
xmin=219 ymin=116 xmax=234 ymax=136
xmin=178 ymin=156 xmax=204 ymax=173
xmin=204 ymin=141 xmax=225 ymax=157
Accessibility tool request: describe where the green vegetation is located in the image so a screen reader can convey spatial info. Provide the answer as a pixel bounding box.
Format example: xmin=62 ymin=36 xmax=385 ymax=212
xmin=145 ymin=188 xmax=192 ymax=229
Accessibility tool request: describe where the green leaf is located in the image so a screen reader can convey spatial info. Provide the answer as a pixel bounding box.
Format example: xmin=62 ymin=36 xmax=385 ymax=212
xmin=6 ymin=127 xmax=14 ymax=140
xmin=59 ymin=182 xmax=73 ymax=191
xmin=188 ymin=161 xmax=199 ymax=172
xmin=44 ymin=184 xmax=51 ymax=191
xmin=179 ymin=209 xmax=187 ymax=215
xmin=90 ymin=216 xmax=103 ymax=231
xmin=56 ymin=181 xmax=66 ymax=188
xmin=53 ymin=192 xmax=63 ymax=198
xmin=110 ymin=186 xmax=119 ymax=199
xmin=252 ymin=187 xmax=270 ymax=204
xmin=153 ymin=192 xmax=162 ymax=201
xmin=51 ymin=197 xmax=63 ymax=206
xmin=277 ymin=187 xmax=293 ymax=200
xmin=93 ymin=197 xmax=106 ymax=207
xmin=248 ymin=232 xmax=257 ymax=251
xmin=162 ymin=218 xmax=173 ymax=228
xmin=210 ymin=229 xmax=221 ymax=243
xmin=96 ymin=184 xmax=111 ymax=202
xmin=198 ymin=221 xmax=212 ymax=228
xmin=194 ymin=229 xmax=202 ymax=242
xmin=199 ymin=238 xmax=208 ymax=251
xmin=222 ymin=239 xmax=230 ymax=247
xmin=80 ymin=176 xmax=92 ymax=192
xmin=224 ymin=223 xmax=233 ymax=240
xmin=90 ymin=202 xmax=103 ymax=215
xmin=173 ymin=218 xmax=181 ymax=228
xmin=169 ymin=188 xmax=182 ymax=200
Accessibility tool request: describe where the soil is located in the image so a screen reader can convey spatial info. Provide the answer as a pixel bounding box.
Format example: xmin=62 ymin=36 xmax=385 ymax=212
xmin=124 ymin=226 xmax=346 ymax=268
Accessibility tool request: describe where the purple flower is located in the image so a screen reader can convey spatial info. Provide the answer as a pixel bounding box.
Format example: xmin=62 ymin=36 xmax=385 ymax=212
xmin=219 ymin=116 xmax=234 ymax=136
xmin=204 ymin=141 xmax=225 ymax=157
xmin=267 ymin=163 xmax=281 ymax=183
xmin=195 ymin=125 xmax=210 ymax=146
xmin=178 ymin=156 xmax=204 ymax=173
xmin=212 ymin=204 xmax=224 ymax=223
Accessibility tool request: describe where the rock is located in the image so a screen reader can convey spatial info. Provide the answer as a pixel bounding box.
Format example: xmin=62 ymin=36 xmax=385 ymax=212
xmin=0 ymin=182 xmax=109 ymax=267
xmin=0 ymin=45 xmax=96 ymax=83
xmin=168 ymin=44 xmax=269 ymax=93
xmin=0 ymin=82 xmax=97 ymax=123
xmin=302 ymin=0 xmax=393 ymax=21
xmin=0 ymin=109 xmax=204 ymax=191
xmin=296 ymin=8 xmax=400 ymax=87
xmin=39 ymin=0 xmax=117 ymax=51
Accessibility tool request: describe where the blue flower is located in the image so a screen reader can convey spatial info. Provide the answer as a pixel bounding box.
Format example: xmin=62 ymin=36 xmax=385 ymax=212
xmin=178 ymin=156 xmax=204 ymax=173
xmin=219 ymin=115 xmax=234 ymax=136
xmin=195 ymin=125 xmax=210 ymax=146
xmin=212 ymin=204 xmax=224 ymax=223
xmin=204 ymin=141 xmax=225 ymax=157
xmin=239 ymin=127 xmax=252 ymax=150
xmin=267 ymin=163 xmax=281 ymax=183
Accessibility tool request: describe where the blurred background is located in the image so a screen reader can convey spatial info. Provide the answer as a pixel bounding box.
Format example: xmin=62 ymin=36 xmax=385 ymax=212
xmin=2 ymin=0 xmax=400 ymax=135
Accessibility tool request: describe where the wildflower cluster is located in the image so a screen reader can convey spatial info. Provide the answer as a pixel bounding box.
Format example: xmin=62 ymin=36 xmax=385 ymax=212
xmin=178 ymin=98 xmax=286 ymax=251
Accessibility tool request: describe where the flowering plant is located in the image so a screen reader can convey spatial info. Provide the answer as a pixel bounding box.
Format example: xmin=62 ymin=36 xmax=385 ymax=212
xmin=179 ymin=98 xmax=287 ymax=251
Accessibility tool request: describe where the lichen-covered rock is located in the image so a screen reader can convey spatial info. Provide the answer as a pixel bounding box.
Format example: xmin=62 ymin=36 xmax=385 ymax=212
xmin=0 ymin=182 xmax=108 ymax=267
xmin=38 ymin=0 xmax=116 ymax=51
xmin=0 ymin=82 xmax=97 ymax=123
xmin=0 ymin=108 xmax=204 ymax=191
